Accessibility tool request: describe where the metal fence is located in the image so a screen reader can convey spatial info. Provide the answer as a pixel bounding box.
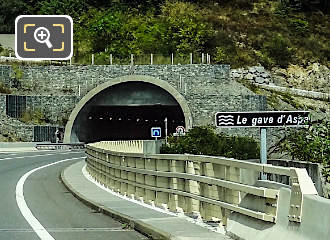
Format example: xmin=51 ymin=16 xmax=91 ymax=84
xmin=0 ymin=52 xmax=212 ymax=66
xmin=6 ymin=95 xmax=26 ymax=118
xmin=33 ymin=126 xmax=63 ymax=142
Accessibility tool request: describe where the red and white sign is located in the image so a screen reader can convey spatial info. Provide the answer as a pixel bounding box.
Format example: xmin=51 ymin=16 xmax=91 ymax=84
xmin=174 ymin=126 xmax=185 ymax=136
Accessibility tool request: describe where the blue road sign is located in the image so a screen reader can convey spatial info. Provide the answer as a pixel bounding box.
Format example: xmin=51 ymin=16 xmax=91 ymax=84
xmin=151 ymin=127 xmax=161 ymax=138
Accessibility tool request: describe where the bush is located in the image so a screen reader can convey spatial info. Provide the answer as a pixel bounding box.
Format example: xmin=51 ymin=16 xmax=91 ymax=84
xmin=0 ymin=82 xmax=11 ymax=94
xmin=214 ymin=47 xmax=227 ymax=64
xmin=161 ymin=126 xmax=259 ymax=160
xmin=10 ymin=63 xmax=23 ymax=80
xmin=263 ymin=34 xmax=294 ymax=68
xmin=272 ymin=120 xmax=330 ymax=183
xmin=288 ymin=18 xmax=309 ymax=35
xmin=20 ymin=109 xmax=48 ymax=124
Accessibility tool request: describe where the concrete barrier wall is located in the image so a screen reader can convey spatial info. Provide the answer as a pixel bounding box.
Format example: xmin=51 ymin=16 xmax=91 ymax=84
xmin=89 ymin=140 xmax=163 ymax=154
xmin=85 ymin=141 xmax=321 ymax=229
xmin=0 ymin=142 xmax=49 ymax=148
xmin=227 ymin=188 xmax=330 ymax=240
xmin=268 ymin=159 xmax=323 ymax=196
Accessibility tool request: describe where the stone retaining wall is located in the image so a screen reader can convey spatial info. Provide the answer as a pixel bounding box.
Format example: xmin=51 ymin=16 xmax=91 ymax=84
xmin=230 ymin=63 xmax=330 ymax=94
xmin=254 ymin=83 xmax=330 ymax=101
xmin=0 ymin=64 xmax=267 ymax=129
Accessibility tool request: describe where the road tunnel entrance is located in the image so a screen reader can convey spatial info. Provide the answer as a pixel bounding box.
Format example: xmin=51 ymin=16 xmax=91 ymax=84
xmin=85 ymin=105 xmax=184 ymax=142
xmin=65 ymin=77 xmax=191 ymax=143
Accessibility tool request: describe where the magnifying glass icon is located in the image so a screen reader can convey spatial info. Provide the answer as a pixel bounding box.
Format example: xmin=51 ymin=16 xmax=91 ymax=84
xmin=34 ymin=27 xmax=53 ymax=48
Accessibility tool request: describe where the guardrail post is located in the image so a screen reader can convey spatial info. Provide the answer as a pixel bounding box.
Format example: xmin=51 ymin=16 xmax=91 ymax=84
xmin=126 ymin=155 xmax=136 ymax=198
xmin=108 ymin=154 xmax=116 ymax=191
xmin=169 ymin=160 xmax=185 ymax=213
xmin=145 ymin=158 xmax=156 ymax=205
xmin=202 ymin=163 xmax=222 ymax=222
xmin=288 ymin=168 xmax=318 ymax=223
xmin=225 ymin=166 xmax=240 ymax=205
xmin=136 ymin=157 xmax=145 ymax=201
xmin=155 ymin=158 xmax=170 ymax=210
xmin=120 ymin=156 xmax=128 ymax=195
xmin=186 ymin=161 xmax=201 ymax=218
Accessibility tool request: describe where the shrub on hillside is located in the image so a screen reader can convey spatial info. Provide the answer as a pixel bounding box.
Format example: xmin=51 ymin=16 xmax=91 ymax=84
xmin=0 ymin=82 xmax=11 ymax=94
xmin=263 ymin=34 xmax=294 ymax=68
xmin=271 ymin=120 xmax=330 ymax=183
xmin=20 ymin=109 xmax=48 ymax=125
xmin=161 ymin=126 xmax=259 ymax=160
xmin=288 ymin=18 xmax=309 ymax=35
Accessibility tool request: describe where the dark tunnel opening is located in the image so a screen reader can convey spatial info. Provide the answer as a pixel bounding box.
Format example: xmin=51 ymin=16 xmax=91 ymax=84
xmin=85 ymin=105 xmax=184 ymax=142
xmin=71 ymin=82 xmax=186 ymax=143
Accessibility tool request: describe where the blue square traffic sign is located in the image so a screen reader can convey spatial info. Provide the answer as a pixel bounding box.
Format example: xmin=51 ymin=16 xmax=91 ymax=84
xmin=151 ymin=127 xmax=161 ymax=138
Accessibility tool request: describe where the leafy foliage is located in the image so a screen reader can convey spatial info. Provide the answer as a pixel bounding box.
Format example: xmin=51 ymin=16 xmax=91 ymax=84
xmin=288 ymin=17 xmax=309 ymax=35
xmin=38 ymin=0 xmax=88 ymax=20
xmin=10 ymin=63 xmax=23 ymax=80
xmin=20 ymin=109 xmax=48 ymax=124
xmin=161 ymin=126 xmax=260 ymax=160
xmin=0 ymin=0 xmax=329 ymax=68
xmin=272 ymin=120 xmax=330 ymax=183
xmin=0 ymin=81 xmax=11 ymax=94
xmin=262 ymin=34 xmax=294 ymax=68
xmin=74 ymin=1 xmax=214 ymax=57
xmin=159 ymin=1 xmax=214 ymax=54
xmin=0 ymin=0 xmax=29 ymax=33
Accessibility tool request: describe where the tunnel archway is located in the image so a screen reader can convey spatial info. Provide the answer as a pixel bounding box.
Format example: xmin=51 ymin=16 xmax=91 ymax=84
xmin=64 ymin=75 xmax=193 ymax=143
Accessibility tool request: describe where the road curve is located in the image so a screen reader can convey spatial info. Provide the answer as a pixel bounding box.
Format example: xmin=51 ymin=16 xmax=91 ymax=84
xmin=0 ymin=150 xmax=147 ymax=240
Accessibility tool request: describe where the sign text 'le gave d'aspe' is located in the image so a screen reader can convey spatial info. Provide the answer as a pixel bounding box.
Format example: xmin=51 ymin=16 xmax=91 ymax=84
xmin=215 ymin=111 xmax=310 ymax=128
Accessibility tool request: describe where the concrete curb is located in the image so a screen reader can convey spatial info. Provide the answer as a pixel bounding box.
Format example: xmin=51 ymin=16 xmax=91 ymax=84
xmin=60 ymin=163 xmax=172 ymax=240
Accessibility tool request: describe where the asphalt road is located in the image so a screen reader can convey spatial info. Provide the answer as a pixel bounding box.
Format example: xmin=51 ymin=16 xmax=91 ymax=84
xmin=0 ymin=150 xmax=148 ymax=240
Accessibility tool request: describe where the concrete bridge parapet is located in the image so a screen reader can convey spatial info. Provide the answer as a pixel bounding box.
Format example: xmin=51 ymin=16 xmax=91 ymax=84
xmin=84 ymin=140 xmax=329 ymax=240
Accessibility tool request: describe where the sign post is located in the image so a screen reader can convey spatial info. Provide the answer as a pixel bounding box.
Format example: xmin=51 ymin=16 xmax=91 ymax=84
xmin=164 ymin=118 xmax=168 ymax=144
xmin=215 ymin=111 xmax=310 ymax=180
xmin=260 ymin=127 xmax=267 ymax=180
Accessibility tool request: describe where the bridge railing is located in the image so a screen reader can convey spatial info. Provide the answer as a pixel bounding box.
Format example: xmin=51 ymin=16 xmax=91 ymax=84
xmin=85 ymin=140 xmax=318 ymax=225
xmin=89 ymin=141 xmax=144 ymax=153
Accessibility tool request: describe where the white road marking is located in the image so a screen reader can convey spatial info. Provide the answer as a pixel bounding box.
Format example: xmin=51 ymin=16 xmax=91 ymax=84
xmin=0 ymin=151 xmax=82 ymax=161
xmin=0 ymin=227 xmax=133 ymax=233
xmin=0 ymin=150 xmax=56 ymax=156
xmin=16 ymin=157 xmax=85 ymax=240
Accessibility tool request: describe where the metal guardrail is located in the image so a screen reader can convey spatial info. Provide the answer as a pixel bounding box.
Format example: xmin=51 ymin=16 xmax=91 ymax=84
xmin=36 ymin=143 xmax=85 ymax=150
xmin=85 ymin=141 xmax=318 ymax=225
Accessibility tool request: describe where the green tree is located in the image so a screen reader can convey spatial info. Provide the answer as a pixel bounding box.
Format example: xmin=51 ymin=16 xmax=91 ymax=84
xmin=0 ymin=0 xmax=29 ymax=33
xmin=272 ymin=120 xmax=330 ymax=183
xmin=160 ymin=0 xmax=214 ymax=54
xmin=38 ymin=0 xmax=88 ymax=20
xmin=161 ymin=126 xmax=260 ymax=160
xmin=274 ymin=120 xmax=329 ymax=163
xmin=75 ymin=8 xmax=130 ymax=55
xmin=263 ymin=34 xmax=294 ymax=68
